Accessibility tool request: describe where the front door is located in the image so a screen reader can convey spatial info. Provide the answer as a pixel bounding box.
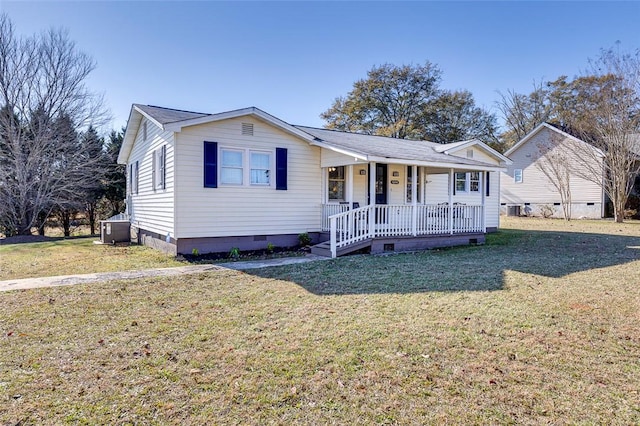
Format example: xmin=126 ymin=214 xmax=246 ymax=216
xmin=375 ymin=164 xmax=388 ymax=204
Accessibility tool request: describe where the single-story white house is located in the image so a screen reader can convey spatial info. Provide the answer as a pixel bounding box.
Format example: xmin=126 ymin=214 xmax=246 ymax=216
xmin=500 ymin=123 xmax=606 ymax=219
xmin=117 ymin=104 xmax=511 ymax=257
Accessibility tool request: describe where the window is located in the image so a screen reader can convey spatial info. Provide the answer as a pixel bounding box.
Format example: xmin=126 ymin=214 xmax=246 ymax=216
xmin=152 ymin=146 xmax=166 ymax=190
xmin=250 ymin=151 xmax=271 ymax=185
xmin=221 ymin=149 xmax=244 ymax=185
xmin=129 ymin=161 xmax=139 ymax=195
xmin=406 ymin=166 xmax=422 ymax=203
xmin=454 ymin=172 xmax=480 ymax=193
xmin=328 ymin=166 xmax=345 ymax=200
xmin=455 ymin=172 xmax=467 ymax=192
xmin=514 ymin=169 xmax=523 ymax=183
xmin=469 ymin=171 xmax=480 ymax=192
xmin=204 ymin=143 xmax=284 ymax=189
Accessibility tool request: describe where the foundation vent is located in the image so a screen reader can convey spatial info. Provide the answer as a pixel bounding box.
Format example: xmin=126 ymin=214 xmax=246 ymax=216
xmin=242 ymin=122 xmax=254 ymax=136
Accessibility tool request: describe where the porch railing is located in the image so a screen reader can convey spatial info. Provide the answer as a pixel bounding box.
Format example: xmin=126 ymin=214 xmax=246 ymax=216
xmin=321 ymin=203 xmax=350 ymax=231
xmin=326 ymin=203 xmax=484 ymax=258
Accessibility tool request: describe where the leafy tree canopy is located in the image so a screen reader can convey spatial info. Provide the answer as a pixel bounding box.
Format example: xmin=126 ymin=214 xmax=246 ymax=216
xmin=321 ymin=63 xmax=498 ymax=147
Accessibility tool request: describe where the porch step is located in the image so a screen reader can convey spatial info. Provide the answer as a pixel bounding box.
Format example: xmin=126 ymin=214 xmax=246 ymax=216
xmin=310 ymin=239 xmax=372 ymax=258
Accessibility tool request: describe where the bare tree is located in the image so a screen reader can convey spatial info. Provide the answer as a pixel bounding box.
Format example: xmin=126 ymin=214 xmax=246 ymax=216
xmin=534 ymin=132 xmax=574 ymax=220
xmin=0 ymin=14 xmax=109 ymax=236
xmin=571 ymin=46 xmax=640 ymax=223
xmin=496 ymin=80 xmax=551 ymax=151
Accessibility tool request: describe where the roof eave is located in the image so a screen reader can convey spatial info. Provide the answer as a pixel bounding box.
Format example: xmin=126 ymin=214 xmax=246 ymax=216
xmin=367 ymin=155 xmax=507 ymax=172
xmin=440 ymin=139 xmax=513 ymax=165
xmin=164 ymin=107 xmax=318 ymax=144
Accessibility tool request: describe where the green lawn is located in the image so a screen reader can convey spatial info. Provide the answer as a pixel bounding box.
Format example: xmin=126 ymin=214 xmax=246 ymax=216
xmin=0 ymin=237 xmax=185 ymax=280
xmin=1 ymin=217 xmax=639 ymax=424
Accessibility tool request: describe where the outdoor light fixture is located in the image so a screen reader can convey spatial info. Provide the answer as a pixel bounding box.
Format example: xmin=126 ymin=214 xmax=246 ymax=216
xmin=359 ymin=169 xmax=366 ymax=175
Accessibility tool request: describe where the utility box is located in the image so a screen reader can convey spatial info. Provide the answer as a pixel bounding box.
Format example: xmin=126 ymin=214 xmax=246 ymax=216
xmin=507 ymin=205 xmax=521 ymax=217
xmin=100 ymin=214 xmax=131 ymax=244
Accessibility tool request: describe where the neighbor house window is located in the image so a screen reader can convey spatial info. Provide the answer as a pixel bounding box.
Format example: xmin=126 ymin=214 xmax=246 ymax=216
xmin=514 ymin=169 xmax=523 ymax=183
xmin=328 ymin=166 xmax=345 ymax=200
xmin=221 ymin=149 xmax=244 ymax=185
xmin=250 ymin=151 xmax=271 ymax=185
xmin=469 ymin=171 xmax=480 ymax=192
xmin=455 ymin=172 xmax=467 ymax=192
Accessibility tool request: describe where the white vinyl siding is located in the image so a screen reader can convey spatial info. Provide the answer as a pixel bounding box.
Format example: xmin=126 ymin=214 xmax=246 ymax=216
xmin=127 ymin=117 xmax=175 ymax=237
xmin=423 ymin=169 xmax=500 ymax=229
xmin=500 ymin=126 xmax=602 ymax=208
xmin=174 ymin=116 xmax=322 ymax=238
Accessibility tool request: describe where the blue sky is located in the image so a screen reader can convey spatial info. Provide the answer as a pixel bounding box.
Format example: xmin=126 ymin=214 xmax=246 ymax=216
xmin=4 ymin=1 xmax=640 ymax=133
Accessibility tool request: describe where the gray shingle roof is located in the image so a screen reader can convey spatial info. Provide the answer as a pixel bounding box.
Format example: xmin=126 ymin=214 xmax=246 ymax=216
xmin=134 ymin=104 xmax=209 ymax=125
xmin=127 ymin=104 xmax=506 ymax=168
xmin=294 ymin=126 xmax=494 ymax=167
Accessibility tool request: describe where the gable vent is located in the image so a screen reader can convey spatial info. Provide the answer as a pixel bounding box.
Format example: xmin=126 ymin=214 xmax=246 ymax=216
xmin=242 ymin=122 xmax=254 ymax=136
xmin=466 ymin=149 xmax=474 ymax=159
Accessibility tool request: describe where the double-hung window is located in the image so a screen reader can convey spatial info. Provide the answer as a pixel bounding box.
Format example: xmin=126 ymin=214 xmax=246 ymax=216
xmin=455 ymin=172 xmax=467 ymax=192
xmin=328 ymin=166 xmax=345 ymax=201
xmin=455 ymin=172 xmax=480 ymax=193
xmin=469 ymin=172 xmax=480 ymax=192
xmin=250 ymin=151 xmax=271 ymax=185
xmin=220 ymin=149 xmax=244 ymax=185
xmin=406 ymin=166 xmax=422 ymax=203
xmin=219 ymin=148 xmax=274 ymax=186
xmin=514 ymin=169 xmax=523 ymax=183
xmin=152 ymin=146 xmax=166 ymax=190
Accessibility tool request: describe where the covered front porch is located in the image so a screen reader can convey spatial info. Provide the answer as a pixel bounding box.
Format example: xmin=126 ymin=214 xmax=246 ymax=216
xmin=316 ymin=162 xmax=492 ymax=258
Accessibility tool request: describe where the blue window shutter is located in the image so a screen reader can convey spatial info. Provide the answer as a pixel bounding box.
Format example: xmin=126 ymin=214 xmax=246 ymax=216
xmin=204 ymin=141 xmax=218 ymax=188
xmin=485 ymin=172 xmax=490 ymax=197
xmin=276 ymin=147 xmax=287 ymax=190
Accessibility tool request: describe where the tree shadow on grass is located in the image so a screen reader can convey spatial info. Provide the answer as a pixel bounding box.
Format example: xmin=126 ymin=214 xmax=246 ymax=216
xmin=249 ymin=229 xmax=640 ymax=295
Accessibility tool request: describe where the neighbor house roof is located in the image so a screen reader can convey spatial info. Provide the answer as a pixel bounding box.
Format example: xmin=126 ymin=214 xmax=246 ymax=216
xmin=119 ymin=104 xmax=511 ymax=170
xmin=504 ymin=122 xmax=604 ymax=157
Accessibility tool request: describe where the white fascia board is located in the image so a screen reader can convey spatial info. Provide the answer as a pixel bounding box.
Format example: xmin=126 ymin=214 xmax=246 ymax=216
xmin=310 ymin=140 xmax=368 ymax=161
xmin=367 ymin=156 xmax=507 ymax=172
xmin=440 ymin=139 xmax=513 ymax=165
xmin=117 ymin=107 xmax=142 ymax=164
xmin=504 ymin=122 xmax=600 ymax=158
xmin=164 ymin=107 xmax=318 ymax=144
xmin=133 ymin=105 xmax=164 ymax=130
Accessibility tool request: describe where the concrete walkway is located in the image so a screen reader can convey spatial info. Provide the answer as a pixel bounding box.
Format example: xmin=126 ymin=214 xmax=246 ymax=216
xmin=0 ymin=254 xmax=330 ymax=293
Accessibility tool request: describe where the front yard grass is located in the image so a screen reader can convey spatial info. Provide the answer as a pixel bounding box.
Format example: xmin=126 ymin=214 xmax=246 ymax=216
xmin=0 ymin=238 xmax=185 ymax=280
xmin=1 ymin=217 xmax=639 ymax=424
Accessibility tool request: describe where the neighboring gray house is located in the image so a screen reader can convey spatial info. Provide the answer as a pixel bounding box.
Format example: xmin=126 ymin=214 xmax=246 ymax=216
xmin=118 ymin=104 xmax=511 ymax=257
xmin=500 ymin=123 xmax=605 ymax=218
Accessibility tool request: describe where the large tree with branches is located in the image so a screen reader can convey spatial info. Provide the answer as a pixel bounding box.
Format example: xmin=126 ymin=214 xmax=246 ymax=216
xmin=0 ymin=14 xmax=108 ymax=236
xmin=321 ymin=63 xmax=498 ymax=146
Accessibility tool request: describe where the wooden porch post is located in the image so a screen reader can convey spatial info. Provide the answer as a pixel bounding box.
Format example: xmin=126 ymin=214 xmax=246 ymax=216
xmin=448 ymin=168 xmax=454 ymax=235
xmin=411 ymin=165 xmax=417 ymax=236
xmin=481 ymin=171 xmax=487 ymax=232
xmin=369 ymin=162 xmax=376 ymax=237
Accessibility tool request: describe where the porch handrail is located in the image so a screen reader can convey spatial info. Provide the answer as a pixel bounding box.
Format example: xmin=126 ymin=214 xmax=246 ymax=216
xmin=327 ymin=203 xmax=485 ymax=258
xmin=329 ymin=205 xmax=374 ymax=258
